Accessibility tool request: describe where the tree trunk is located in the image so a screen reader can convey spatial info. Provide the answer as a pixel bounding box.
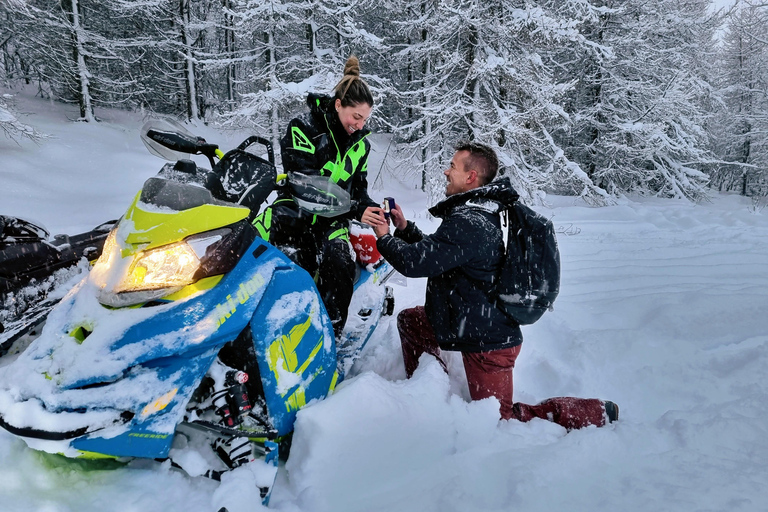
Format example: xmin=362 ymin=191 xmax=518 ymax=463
xmin=180 ymin=0 xmax=199 ymax=121
xmin=68 ymin=0 xmax=95 ymax=122
xmin=464 ymin=23 xmax=478 ymax=135
xmin=420 ymin=0 xmax=432 ymax=191
xmin=223 ymin=0 xmax=236 ymax=107
xmin=266 ymin=7 xmax=279 ymax=150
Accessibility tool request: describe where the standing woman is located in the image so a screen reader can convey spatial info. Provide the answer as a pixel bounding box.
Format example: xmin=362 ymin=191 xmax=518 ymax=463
xmin=254 ymin=55 xmax=384 ymax=339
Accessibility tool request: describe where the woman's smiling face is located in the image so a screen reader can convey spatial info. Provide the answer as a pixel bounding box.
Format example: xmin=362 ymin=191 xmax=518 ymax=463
xmin=335 ymin=99 xmax=372 ymax=134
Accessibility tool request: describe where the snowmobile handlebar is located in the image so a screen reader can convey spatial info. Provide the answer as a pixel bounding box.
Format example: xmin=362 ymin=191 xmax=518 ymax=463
xmin=145 ymin=129 xmax=218 ymax=158
xmin=142 ymin=122 xmax=274 ymax=169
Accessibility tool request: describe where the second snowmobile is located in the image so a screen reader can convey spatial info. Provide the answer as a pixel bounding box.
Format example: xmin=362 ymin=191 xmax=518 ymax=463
xmin=0 ymin=215 xmax=116 ymax=353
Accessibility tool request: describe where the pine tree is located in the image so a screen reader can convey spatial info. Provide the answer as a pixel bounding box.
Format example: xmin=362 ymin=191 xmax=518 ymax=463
xmin=9 ymin=1 xmax=148 ymax=121
xmin=392 ymin=0 xmax=610 ymax=203
xmin=710 ymin=0 xmax=768 ymax=197
xmin=559 ymin=0 xmax=717 ymax=201
xmin=224 ymin=0 xmax=389 ymax=151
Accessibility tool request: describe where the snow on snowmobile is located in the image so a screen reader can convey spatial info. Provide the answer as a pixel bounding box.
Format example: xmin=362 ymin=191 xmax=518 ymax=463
xmin=0 ymin=215 xmax=116 ymax=353
xmin=0 ymin=120 xmax=395 ymax=505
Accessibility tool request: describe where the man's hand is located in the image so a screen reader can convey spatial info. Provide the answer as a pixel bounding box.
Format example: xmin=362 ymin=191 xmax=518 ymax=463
xmin=373 ymin=221 xmax=390 ymax=238
xmin=390 ymin=204 xmax=407 ymax=231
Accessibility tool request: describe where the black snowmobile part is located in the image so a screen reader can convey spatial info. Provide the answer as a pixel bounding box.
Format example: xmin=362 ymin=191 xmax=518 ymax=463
xmin=179 ymin=419 xmax=278 ymax=442
xmin=0 ymin=296 xmax=58 ymax=356
xmin=0 ymin=215 xmax=49 ymax=244
xmin=0 ymin=219 xmax=115 ymax=295
xmin=0 ymin=410 xmax=133 ymax=441
xmin=234 ymin=135 xmax=275 ymax=165
xmin=165 ymin=459 xmax=225 ymax=483
xmin=213 ymin=136 xmax=277 ymax=219
xmin=145 ymin=129 xmax=219 ymax=161
xmin=0 ymin=414 xmax=90 ymax=441
xmin=155 ymin=161 xmax=230 ymax=203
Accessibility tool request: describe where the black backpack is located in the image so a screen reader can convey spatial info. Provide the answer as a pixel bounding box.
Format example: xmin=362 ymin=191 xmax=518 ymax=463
xmin=495 ymin=201 xmax=560 ymax=325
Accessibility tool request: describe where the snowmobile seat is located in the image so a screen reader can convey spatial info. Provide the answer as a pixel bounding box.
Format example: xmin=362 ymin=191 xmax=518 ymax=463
xmin=215 ymin=142 xmax=277 ymax=220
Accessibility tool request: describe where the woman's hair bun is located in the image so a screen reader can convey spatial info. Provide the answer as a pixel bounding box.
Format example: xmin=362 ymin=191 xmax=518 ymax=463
xmin=333 ymin=55 xmax=373 ymax=107
xmin=344 ymin=56 xmax=361 ymax=77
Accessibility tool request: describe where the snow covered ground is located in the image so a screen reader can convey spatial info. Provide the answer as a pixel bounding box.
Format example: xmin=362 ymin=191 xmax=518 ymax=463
xmin=1 ymin=89 xmax=767 ymax=512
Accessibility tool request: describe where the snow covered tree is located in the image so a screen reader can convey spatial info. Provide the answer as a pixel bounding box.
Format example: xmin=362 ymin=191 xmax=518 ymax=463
xmin=709 ymin=0 xmax=768 ymax=197
xmin=122 ymin=0 xmax=214 ymax=121
xmin=1 ymin=6 xmax=33 ymax=87
xmin=391 ymin=0 xmax=611 ymax=203
xmin=224 ymin=0 xmax=389 ymax=151
xmin=557 ymin=0 xmax=717 ymax=201
xmin=0 ymin=95 xmax=44 ymax=142
xmin=217 ymin=0 xmax=313 ymax=146
xmin=0 ymin=0 xmax=746 ymax=204
xmin=4 ymin=0 xmax=148 ymax=121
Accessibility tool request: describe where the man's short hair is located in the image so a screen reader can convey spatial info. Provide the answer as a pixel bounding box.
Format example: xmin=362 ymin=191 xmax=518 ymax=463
xmin=454 ymin=141 xmax=499 ymax=185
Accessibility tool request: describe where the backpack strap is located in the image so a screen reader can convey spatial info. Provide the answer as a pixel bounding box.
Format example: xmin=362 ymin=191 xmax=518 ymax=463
xmin=510 ymin=203 xmax=533 ymax=295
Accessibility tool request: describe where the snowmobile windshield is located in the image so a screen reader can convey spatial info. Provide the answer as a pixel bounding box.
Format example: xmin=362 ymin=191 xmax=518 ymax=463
xmin=140 ymin=119 xmax=195 ymax=162
xmin=0 ymin=215 xmax=49 ymax=243
xmin=139 ymin=177 xmax=234 ymax=211
xmin=288 ymin=172 xmax=351 ymax=218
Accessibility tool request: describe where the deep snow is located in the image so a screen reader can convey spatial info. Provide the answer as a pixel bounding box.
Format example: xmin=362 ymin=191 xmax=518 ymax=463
xmin=1 ymin=89 xmax=767 ymax=512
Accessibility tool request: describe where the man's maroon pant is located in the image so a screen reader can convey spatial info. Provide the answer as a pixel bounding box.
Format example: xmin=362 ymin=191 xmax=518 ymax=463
xmin=397 ymin=306 xmax=607 ymax=429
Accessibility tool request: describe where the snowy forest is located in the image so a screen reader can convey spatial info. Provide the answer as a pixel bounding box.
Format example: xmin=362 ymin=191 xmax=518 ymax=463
xmin=1 ymin=0 xmax=768 ymax=204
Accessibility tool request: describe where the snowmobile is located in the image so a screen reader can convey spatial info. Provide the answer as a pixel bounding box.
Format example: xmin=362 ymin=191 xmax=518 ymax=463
xmin=0 ymin=120 xmax=395 ymax=505
xmin=0 ymin=215 xmax=116 ymax=352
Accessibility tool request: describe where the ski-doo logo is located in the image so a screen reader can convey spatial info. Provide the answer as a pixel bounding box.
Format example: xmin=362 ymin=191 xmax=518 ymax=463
xmin=214 ymin=273 xmax=266 ymax=327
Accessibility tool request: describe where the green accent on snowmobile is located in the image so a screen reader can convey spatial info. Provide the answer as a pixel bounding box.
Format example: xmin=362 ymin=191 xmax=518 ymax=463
xmin=75 ymin=450 xmax=120 ymax=460
xmin=69 ymin=324 xmax=93 ymax=344
xmin=121 ymin=192 xmax=249 ymax=253
xmin=329 ymin=369 xmax=339 ymax=393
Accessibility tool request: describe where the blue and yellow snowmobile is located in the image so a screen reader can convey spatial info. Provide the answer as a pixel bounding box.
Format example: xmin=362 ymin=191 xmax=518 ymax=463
xmin=0 ymin=121 xmax=394 ymax=505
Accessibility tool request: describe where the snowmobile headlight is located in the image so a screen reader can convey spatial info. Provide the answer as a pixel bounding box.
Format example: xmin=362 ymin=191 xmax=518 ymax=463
xmin=95 ymin=228 xmax=235 ymax=307
xmin=116 ymin=241 xmax=200 ymax=293
xmin=95 ymin=228 xmax=118 ymax=268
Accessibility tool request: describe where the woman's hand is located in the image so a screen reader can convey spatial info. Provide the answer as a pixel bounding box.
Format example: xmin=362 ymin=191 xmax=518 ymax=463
xmin=362 ymin=206 xmax=390 ymax=238
xmin=361 ymin=206 xmax=387 ymax=227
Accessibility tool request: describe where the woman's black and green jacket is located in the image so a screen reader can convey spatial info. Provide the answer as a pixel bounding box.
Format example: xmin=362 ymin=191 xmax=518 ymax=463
xmin=278 ymin=93 xmax=377 ymax=220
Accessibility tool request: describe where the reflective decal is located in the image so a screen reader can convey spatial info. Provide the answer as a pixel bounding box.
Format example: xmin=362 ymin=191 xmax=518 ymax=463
xmin=141 ymin=388 xmax=179 ymax=418
xmin=291 ymin=126 xmax=315 ymax=154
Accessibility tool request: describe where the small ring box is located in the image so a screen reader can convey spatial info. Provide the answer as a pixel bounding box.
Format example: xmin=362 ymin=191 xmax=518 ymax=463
xmin=382 ymin=197 xmax=395 ymax=219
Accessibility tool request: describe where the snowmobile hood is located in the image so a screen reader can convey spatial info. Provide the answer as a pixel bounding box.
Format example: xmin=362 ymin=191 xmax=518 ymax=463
xmin=121 ymin=178 xmax=250 ymax=252
xmin=0 ymin=240 xmax=290 ymax=455
xmin=32 ymin=251 xmax=284 ymax=390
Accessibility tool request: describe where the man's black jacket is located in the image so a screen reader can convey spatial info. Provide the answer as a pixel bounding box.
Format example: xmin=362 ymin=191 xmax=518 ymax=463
xmin=377 ymin=178 xmax=523 ymax=352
